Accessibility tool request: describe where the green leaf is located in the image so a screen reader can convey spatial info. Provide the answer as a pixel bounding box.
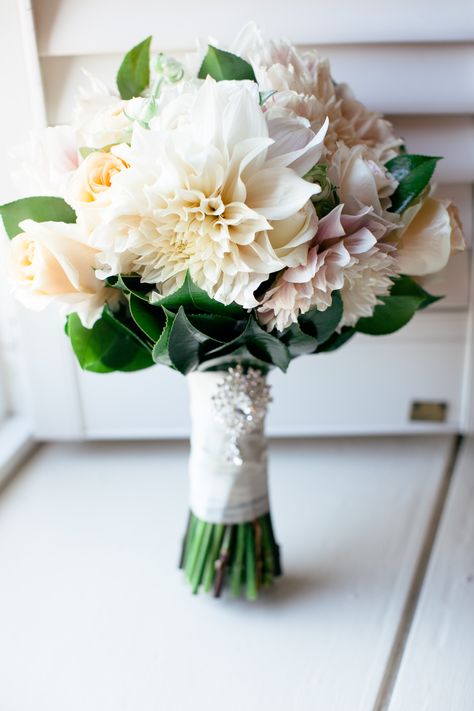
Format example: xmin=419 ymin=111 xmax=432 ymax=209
xmin=298 ymin=291 xmax=343 ymax=345
xmin=316 ymin=327 xmax=356 ymax=353
xmin=168 ymin=307 xmax=219 ymax=374
xmin=152 ymin=310 xmax=175 ymax=367
xmin=116 ymin=36 xmax=152 ymax=99
xmin=354 ymin=275 xmax=441 ymax=336
xmin=186 ymin=313 xmax=242 ymax=343
xmin=207 ymin=317 xmax=291 ymax=372
xmin=0 ymin=196 xmax=76 ymax=239
xmin=129 ymin=294 xmax=165 ymax=342
xmin=67 ymin=309 xmax=154 ymax=373
xmin=259 ymin=90 xmax=276 ymax=105
xmin=281 ymin=323 xmax=319 ymax=357
xmin=198 ymin=45 xmax=256 ymax=82
xmin=385 ymin=154 xmax=441 ymax=213
xmin=198 ymin=349 xmax=273 ymax=374
xmin=107 ymin=274 xmax=152 ymax=300
xmin=356 ymin=296 xmax=421 ymax=335
xmin=153 ymin=272 xmax=246 ymax=318
xmin=390 ymin=275 xmax=442 ymax=310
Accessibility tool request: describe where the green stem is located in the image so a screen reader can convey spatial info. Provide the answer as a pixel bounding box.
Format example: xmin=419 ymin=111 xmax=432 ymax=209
xmin=179 ymin=512 xmax=194 ymax=569
xmin=179 ymin=511 xmax=282 ymax=600
xmin=191 ymin=522 xmax=213 ymax=594
xmin=185 ymin=518 xmax=205 ymax=582
xmin=230 ymin=524 xmax=246 ymax=597
xmin=202 ymin=524 xmax=225 ymax=593
xmin=245 ymin=523 xmax=257 ymax=601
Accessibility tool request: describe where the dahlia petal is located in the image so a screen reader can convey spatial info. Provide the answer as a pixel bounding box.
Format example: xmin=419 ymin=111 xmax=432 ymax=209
xmin=246 ymin=167 xmax=320 ymax=220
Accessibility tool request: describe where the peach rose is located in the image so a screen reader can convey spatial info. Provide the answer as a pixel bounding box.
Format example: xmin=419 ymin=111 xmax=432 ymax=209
xmin=70 ymin=151 xmax=128 ymax=204
xmin=8 ymin=219 xmax=118 ymax=326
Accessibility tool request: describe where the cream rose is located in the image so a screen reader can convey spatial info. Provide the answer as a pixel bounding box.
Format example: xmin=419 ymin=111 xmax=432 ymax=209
xmin=328 ymin=144 xmax=398 ymax=218
xmin=70 ymin=150 xmax=128 ymax=204
xmin=8 ymin=219 xmax=117 ymax=327
xmin=395 ymin=197 xmax=465 ymax=276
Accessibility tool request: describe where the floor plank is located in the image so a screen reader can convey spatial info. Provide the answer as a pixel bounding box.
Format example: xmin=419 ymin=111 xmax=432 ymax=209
xmin=0 ymin=437 xmax=453 ymax=711
xmin=388 ymin=436 xmax=474 ymax=711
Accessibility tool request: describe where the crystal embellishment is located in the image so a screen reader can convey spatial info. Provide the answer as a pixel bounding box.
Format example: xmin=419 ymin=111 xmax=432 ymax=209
xmin=212 ymin=365 xmax=272 ymax=465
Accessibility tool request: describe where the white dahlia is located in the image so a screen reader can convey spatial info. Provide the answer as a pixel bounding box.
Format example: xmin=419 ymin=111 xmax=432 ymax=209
xmin=91 ymin=77 xmax=327 ymax=308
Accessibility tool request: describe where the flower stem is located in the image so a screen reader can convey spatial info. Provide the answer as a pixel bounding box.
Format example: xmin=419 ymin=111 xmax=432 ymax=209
xmin=180 ymin=511 xmax=282 ymax=600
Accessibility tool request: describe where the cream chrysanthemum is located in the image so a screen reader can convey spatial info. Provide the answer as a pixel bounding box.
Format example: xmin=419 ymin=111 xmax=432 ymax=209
xmin=91 ymin=77 xmax=327 ymax=307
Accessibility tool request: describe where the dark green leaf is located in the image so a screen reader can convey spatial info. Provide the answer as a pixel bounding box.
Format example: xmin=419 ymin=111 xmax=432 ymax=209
xmin=153 ymin=272 xmax=246 ymax=318
xmin=281 ymin=323 xmax=319 ymax=357
xmin=199 ymin=349 xmax=273 ymax=374
xmin=354 ymin=274 xmax=441 ymax=336
xmin=186 ymin=313 xmax=242 ymax=343
xmin=316 ymin=327 xmax=356 ymax=353
xmin=168 ymin=307 xmax=219 ymax=374
xmin=298 ymin=291 xmax=343 ymax=345
xmin=198 ymin=45 xmax=256 ymax=82
xmin=129 ymin=294 xmax=165 ymax=341
xmin=385 ymin=154 xmax=441 ymax=213
xmin=107 ymin=274 xmax=152 ymax=300
xmin=116 ymin=36 xmax=152 ymax=99
xmin=152 ymin=310 xmax=175 ymax=367
xmin=355 ymin=296 xmax=421 ymax=335
xmin=207 ymin=317 xmax=290 ymax=372
xmin=67 ymin=309 xmax=154 ymax=373
xmin=0 ymin=196 xmax=76 ymax=239
xmin=390 ymin=275 xmax=442 ymax=310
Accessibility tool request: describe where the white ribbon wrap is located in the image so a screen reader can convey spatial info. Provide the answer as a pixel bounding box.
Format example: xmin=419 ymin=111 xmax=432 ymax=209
xmin=187 ymin=371 xmax=269 ymax=524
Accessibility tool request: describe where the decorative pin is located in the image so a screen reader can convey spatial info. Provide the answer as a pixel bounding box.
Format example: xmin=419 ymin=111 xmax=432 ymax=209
xmin=212 ymin=365 xmax=272 ymax=465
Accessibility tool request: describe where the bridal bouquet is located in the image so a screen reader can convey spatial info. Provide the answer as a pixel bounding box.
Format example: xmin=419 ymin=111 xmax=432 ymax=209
xmin=1 ymin=24 xmax=463 ymax=600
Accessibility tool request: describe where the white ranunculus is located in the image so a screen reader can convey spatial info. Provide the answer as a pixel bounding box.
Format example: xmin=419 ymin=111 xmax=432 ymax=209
xmin=73 ymin=73 xmax=133 ymax=149
xmin=11 ymin=125 xmax=79 ymax=198
xmin=395 ymin=197 xmax=464 ymax=276
xmin=8 ymin=219 xmax=117 ymax=327
xmin=93 ymin=77 xmax=326 ymax=308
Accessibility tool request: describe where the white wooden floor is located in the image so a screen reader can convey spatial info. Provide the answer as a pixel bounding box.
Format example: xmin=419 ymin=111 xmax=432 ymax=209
xmin=0 ymin=436 xmax=472 ymax=711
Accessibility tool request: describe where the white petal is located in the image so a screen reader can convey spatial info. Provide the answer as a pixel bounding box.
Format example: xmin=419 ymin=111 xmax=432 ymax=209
xmin=396 ymin=198 xmax=451 ymax=276
xmin=223 ymin=82 xmax=267 ymax=152
xmin=266 ymin=115 xmax=328 ymax=176
xmin=246 ymin=167 xmax=320 ymax=220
